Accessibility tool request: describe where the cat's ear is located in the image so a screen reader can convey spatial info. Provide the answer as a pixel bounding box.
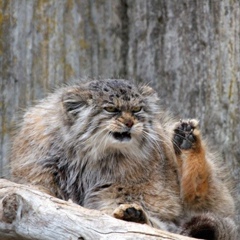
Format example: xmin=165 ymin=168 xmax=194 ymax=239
xmin=62 ymin=87 xmax=92 ymax=121
xmin=138 ymin=85 xmax=159 ymax=100
xmin=138 ymin=85 xmax=156 ymax=97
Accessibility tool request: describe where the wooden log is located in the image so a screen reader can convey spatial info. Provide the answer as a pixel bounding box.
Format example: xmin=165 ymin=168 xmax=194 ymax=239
xmin=0 ymin=179 xmax=195 ymax=240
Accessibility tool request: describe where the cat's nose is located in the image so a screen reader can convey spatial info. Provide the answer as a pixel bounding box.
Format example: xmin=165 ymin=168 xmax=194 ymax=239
xmin=125 ymin=120 xmax=134 ymax=128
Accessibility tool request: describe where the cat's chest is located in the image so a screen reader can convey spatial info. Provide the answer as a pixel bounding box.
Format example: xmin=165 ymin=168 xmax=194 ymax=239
xmin=82 ymin=154 xmax=161 ymax=188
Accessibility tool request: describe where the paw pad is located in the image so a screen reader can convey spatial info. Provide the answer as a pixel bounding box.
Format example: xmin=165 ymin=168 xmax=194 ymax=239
xmin=173 ymin=119 xmax=198 ymax=153
xmin=113 ymin=204 xmax=147 ymax=224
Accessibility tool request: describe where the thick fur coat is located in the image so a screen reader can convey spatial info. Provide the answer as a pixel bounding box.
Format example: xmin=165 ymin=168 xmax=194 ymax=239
xmin=10 ymin=79 xmax=237 ymax=239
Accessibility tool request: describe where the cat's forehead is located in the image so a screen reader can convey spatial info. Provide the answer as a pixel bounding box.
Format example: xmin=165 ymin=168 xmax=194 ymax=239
xmin=89 ymin=80 xmax=144 ymax=103
xmin=90 ymin=79 xmax=138 ymax=92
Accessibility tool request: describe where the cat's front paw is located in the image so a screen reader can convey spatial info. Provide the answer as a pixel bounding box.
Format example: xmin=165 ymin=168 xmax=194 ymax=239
xmin=113 ymin=203 xmax=148 ymax=224
xmin=173 ymin=119 xmax=200 ymax=154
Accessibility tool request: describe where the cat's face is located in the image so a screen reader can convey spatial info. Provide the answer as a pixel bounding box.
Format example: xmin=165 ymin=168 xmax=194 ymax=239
xmin=62 ymin=80 xmax=160 ymax=156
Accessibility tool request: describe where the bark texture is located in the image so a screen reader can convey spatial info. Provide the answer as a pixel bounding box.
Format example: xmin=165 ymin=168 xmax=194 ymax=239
xmin=0 ymin=0 xmax=239 ymax=233
xmin=0 ymin=179 xmax=195 ymax=240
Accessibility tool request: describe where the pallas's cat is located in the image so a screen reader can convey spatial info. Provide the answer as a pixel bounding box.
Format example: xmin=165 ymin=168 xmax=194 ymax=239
xmin=10 ymin=79 xmax=237 ymax=239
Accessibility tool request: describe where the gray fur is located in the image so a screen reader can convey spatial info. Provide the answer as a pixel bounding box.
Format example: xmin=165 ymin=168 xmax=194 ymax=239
xmin=10 ymin=79 xmax=237 ymax=239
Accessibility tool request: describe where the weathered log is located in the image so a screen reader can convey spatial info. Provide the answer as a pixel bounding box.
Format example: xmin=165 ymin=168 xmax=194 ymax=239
xmin=0 ymin=179 xmax=195 ymax=240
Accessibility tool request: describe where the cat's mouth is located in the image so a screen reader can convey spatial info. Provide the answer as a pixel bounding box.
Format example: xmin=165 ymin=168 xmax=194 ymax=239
xmin=112 ymin=131 xmax=131 ymax=142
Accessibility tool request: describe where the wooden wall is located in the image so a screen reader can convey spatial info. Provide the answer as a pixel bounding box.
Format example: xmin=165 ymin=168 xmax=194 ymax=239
xmin=1 ymin=0 xmax=239 ymax=225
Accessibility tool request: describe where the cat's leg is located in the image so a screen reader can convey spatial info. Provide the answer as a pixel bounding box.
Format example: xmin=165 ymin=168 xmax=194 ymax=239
xmin=113 ymin=203 xmax=150 ymax=224
xmin=172 ymin=119 xmax=210 ymax=204
xmin=113 ymin=204 xmax=180 ymax=232
xmin=173 ymin=119 xmax=238 ymax=239
xmin=84 ymin=186 xmax=150 ymax=225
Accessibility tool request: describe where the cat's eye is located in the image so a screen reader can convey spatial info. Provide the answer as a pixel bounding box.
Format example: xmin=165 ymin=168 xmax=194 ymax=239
xmin=104 ymin=106 xmax=119 ymax=113
xmin=132 ymin=106 xmax=142 ymax=113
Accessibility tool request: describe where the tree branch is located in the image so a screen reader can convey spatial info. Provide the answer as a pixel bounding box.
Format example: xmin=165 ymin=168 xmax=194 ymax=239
xmin=0 ymin=179 xmax=195 ymax=240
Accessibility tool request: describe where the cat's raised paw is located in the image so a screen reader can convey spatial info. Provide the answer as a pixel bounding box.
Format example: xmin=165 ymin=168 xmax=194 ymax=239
xmin=113 ymin=203 xmax=148 ymax=224
xmin=173 ymin=119 xmax=200 ymax=153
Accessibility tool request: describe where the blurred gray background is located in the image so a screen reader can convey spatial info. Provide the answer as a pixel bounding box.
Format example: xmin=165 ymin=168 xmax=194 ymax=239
xmin=0 ymin=0 xmax=239 ymax=228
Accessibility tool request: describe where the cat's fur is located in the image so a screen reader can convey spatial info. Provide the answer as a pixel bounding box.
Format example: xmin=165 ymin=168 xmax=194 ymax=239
xmin=10 ymin=79 xmax=237 ymax=239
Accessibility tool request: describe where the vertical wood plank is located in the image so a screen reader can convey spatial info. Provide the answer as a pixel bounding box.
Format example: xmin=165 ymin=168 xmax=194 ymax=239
xmin=0 ymin=0 xmax=239 ymax=228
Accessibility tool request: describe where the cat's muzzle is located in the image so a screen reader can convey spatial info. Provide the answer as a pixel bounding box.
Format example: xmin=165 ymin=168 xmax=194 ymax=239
xmin=112 ymin=131 xmax=131 ymax=142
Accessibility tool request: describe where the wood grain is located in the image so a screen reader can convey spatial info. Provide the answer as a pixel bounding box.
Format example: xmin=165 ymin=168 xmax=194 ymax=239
xmin=0 ymin=179 xmax=195 ymax=240
xmin=0 ymin=0 xmax=239 ymax=230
